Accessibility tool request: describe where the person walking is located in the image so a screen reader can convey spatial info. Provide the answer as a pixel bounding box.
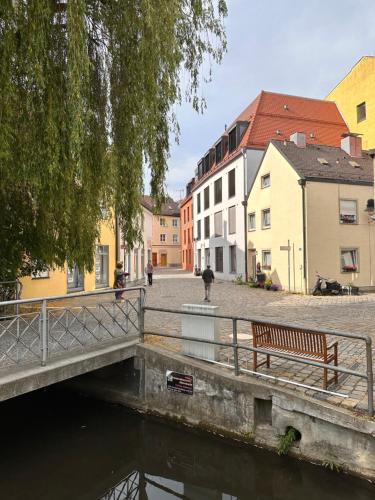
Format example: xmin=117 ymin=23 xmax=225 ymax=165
xmin=113 ymin=262 xmax=129 ymax=301
xmin=146 ymin=261 xmax=154 ymax=286
xmin=202 ymin=264 xmax=215 ymax=302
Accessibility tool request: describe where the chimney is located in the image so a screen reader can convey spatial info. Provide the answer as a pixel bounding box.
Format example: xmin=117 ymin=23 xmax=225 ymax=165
xmin=290 ymin=132 xmax=306 ymax=148
xmin=341 ymin=133 xmax=362 ymax=157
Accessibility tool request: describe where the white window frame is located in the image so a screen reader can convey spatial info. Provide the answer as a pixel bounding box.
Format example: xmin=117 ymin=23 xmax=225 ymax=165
xmin=172 ymin=218 xmax=178 ymax=227
xmin=214 ymin=211 xmax=223 ymax=237
xmin=95 ymin=246 xmax=109 ymax=288
xmin=261 ymin=208 xmax=271 ymax=229
xmin=339 ymin=199 xmax=357 ymax=225
xmin=160 ymin=217 xmax=166 ymax=227
xmin=340 ymin=248 xmax=359 ymax=273
xmin=228 ymin=205 xmax=236 ymax=235
xmin=248 ymin=212 xmax=256 ymax=231
xmin=160 ymin=234 xmax=166 ymax=242
xmin=261 ymin=173 xmax=270 ymax=189
xmin=173 ymin=234 xmax=178 ymax=244
xmin=262 ymin=250 xmax=271 ymax=270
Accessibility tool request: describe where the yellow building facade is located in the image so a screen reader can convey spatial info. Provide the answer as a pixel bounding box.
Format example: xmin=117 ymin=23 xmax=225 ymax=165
xmin=21 ymin=219 xmax=117 ymax=299
xmin=326 ymin=56 xmax=375 ymax=150
xmin=247 ymin=138 xmax=375 ymax=294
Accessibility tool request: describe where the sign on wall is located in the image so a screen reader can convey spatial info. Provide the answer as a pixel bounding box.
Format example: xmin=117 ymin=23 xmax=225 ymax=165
xmin=166 ymin=370 xmax=194 ymax=395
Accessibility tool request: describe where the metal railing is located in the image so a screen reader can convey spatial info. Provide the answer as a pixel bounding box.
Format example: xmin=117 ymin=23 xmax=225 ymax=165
xmin=0 ymin=286 xmax=145 ymax=369
xmin=142 ymin=306 xmax=374 ymax=416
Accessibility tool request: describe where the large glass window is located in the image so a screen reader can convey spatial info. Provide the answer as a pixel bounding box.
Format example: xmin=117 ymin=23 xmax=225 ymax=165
xmin=204 ymin=186 xmax=210 ymax=210
xmin=95 ymin=246 xmax=109 ymax=288
xmin=214 ymin=211 xmax=223 ymax=237
xmin=341 ymin=249 xmax=358 ymax=273
xmin=204 ymin=216 xmax=210 ymax=239
xmin=228 ymin=168 xmax=235 ymax=198
xmin=229 ymin=245 xmax=237 ymax=274
xmin=262 ymin=208 xmax=271 ymax=229
xmin=248 ymin=212 xmax=256 ymax=231
xmin=262 ymin=250 xmax=271 ymax=270
xmin=215 ymin=247 xmax=223 ymax=272
xmin=214 ymin=178 xmax=222 ymax=204
xmin=197 ymin=193 xmax=201 ymax=214
xmin=67 ymin=264 xmax=84 ymax=291
xmin=228 ymin=205 xmax=236 ymax=234
xmin=340 ymin=200 xmax=357 ymax=224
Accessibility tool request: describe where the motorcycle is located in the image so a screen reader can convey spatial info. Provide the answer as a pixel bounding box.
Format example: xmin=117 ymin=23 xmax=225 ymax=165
xmin=312 ymin=274 xmax=342 ymax=296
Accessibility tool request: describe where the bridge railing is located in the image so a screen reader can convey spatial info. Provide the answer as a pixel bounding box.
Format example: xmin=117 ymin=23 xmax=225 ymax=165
xmin=0 ymin=287 xmax=145 ymax=369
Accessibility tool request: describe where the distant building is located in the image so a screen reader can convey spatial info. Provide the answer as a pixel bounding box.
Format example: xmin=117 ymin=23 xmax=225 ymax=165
xmin=247 ymin=133 xmax=375 ymax=293
xmin=119 ymin=201 xmax=153 ymax=283
xmin=180 ymin=179 xmax=195 ymax=272
xmin=327 ymin=56 xmax=375 ymax=150
xmin=143 ymin=196 xmax=181 ymax=268
xmin=192 ymin=91 xmax=349 ymax=281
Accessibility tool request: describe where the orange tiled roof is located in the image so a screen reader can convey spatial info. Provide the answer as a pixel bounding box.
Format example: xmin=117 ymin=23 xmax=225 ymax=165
xmin=192 ymin=91 xmax=349 ymax=190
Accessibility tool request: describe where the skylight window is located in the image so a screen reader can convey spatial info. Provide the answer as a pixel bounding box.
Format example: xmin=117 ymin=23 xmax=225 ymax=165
xmin=349 ymin=160 xmax=361 ymax=168
xmin=317 ymin=158 xmax=329 ymax=165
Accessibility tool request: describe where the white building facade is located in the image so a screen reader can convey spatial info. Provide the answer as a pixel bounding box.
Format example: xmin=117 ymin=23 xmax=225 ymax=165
xmin=193 ymin=148 xmax=263 ymax=281
xmin=119 ymin=204 xmax=153 ymax=284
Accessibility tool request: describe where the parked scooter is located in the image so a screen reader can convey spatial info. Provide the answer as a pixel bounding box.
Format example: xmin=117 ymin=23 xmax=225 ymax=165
xmin=312 ymin=274 xmax=342 ymax=296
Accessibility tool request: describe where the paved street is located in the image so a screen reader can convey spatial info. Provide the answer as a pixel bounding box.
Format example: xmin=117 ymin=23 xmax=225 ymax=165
xmin=144 ymin=269 xmax=375 ymax=415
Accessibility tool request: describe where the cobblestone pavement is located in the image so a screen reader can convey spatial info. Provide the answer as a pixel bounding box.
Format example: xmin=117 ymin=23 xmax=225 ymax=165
xmin=144 ymin=270 xmax=375 ymax=416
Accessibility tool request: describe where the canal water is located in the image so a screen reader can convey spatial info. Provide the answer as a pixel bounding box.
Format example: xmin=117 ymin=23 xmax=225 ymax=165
xmin=1 ymin=387 xmax=374 ymax=500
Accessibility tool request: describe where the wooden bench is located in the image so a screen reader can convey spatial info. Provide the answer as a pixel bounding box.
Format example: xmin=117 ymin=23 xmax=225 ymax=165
xmin=252 ymin=321 xmax=338 ymax=389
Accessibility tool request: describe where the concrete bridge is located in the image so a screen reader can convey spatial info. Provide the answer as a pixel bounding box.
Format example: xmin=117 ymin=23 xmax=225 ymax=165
xmin=0 ymin=287 xmax=145 ymax=402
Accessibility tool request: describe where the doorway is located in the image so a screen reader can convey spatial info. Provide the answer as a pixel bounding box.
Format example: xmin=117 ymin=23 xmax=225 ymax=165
xmin=160 ymin=253 xmax=167 ymax=267
xmin=152 ymin=252 xmax=157 ymax=266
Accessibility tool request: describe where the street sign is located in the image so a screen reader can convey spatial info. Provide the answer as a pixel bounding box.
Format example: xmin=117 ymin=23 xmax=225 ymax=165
xmin=280 ymin=245 xmax=291 ymax=251
xmin=166 ymin=370 xmax=194 ymax=395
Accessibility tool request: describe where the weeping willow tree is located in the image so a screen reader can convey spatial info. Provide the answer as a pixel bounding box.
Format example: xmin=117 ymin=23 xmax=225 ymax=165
xmin=0 ymin=0 xmax=227 ymax=280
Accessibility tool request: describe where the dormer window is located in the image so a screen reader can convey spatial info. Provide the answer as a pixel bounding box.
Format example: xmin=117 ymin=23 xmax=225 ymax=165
xmin=215 ymin=140 xmax=222 ymax=164
xmin=203 ymin=153 xmax=210 ymax=174
xmin=228 ymin=122 xmax=248 ymax=154
xmin=229 ymin=127 xmax=237 ymax=153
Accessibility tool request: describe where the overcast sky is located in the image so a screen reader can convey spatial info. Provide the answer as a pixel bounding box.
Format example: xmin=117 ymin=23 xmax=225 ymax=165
xmin=146 ymin=0 xmax=375 ymax=201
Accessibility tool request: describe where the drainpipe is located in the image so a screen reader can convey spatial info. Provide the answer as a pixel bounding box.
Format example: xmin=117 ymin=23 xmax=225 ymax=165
xmin=242 ymin=148 xmax=248 ymax=282
xmin=298 ymin=179 xmax=307 ymax=294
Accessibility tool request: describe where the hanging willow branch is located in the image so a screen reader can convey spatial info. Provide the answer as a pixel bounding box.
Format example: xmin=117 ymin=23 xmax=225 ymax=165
xmin=0 ymin=0 xmax=227 ymax=280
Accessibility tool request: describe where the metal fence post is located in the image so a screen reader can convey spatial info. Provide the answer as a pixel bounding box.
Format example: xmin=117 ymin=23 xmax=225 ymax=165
xmin=365 ymin=338 xmax=374 ymax=417
xmin=41 ymin=299 xmax=48 ymax=366
xmin=138 ymin=296 xmax=144 ymax=343
xmin=232 ymin=319 xmax=240 ymax=376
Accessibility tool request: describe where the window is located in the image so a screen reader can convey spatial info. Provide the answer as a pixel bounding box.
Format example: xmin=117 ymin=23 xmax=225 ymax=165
xmin=341 ymin=249 xmax=358 ymax=273
xmin=229 ymin=127 xmax=237 ymax=152
xmin=248 ymin=212 xmax=256 ymax=231
xmin=357 ymin=102 xmax=366 ymax=123
xmin=187 ymin=206 xmax=190 ymax=221
xmin=173 ymin=234 xmax=178 ymax=244
xmin=182 ymin=250 xmax=185 ymax=263
xmin=204 ymin=186 xmax=209 ymax=210
xmin=95 ymin=245 xmax=109 ymax=288
xmin=197 ymin=220 xmax=201 ymax=240
xmin=172 ymin=219 xmax=178 ymax=227
xmin=229 ymin=245 xmax=237 ymax=274
xmin=214 ymin=211 xmax=223 ymax=237
xmin=261 ymin=173 xmax=270 ymax=188
xmin=204 ymin=215 xmax=210 ymax=239
xmin=197 ymin=248 xmax=202 ymax=268
xmin=214 ymin=178 xmax=222 ymax=204
xmin=215 ymin=247 xmax=223 ymax=272
xmin=262 ymin=208 xmax=271 ymax=229
xmin=160 ymin=217 xmax=166 ymax=227
xmin=188 ymin=228 xmax=191 ymax=243
xmin=197 ymin=193 xmax=201 ymax=213
xmin=215 ymin=141 xmax=222 ymax=164
xmin=184 ymin=230 xmax=186 ymax=244
xmin=228 ymin=205 xmax=236 ymax=234
xmin=262 ymin=250 xmax=271 ymax=270
xmin=67 ymin=264 xmax=84 ymax=291
xmin=183 ymin=210 xmax=186 ymax=224
xmin=228 ymin=168 xmax=235 ymax=198
xmin=160 ymin=234 xmax=166 ymax=242
xmin=32 ymin=269 xmax=49 ymax=279
xmin=340 ymin=200 xmax=357 ymax=224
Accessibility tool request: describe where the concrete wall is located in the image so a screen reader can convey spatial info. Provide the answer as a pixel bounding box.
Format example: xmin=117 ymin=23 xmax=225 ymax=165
xmin=247 ymin=143 xmax=305 ymax=292
xmin=127 ymin=345 xmax=375 ymax=480
xmin=327 ymin=56 xmax=375 ymax=150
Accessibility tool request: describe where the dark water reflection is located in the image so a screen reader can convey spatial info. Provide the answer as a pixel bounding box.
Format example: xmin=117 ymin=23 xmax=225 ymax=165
xmin=0 ymin=388 xmax=374 ymax=500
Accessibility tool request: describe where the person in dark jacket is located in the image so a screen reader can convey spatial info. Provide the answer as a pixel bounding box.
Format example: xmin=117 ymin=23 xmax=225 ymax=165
xmin=113 ymin=262 xmax=129 ymax=301
xmin=202 ymin=265 xmax=215 ymax=302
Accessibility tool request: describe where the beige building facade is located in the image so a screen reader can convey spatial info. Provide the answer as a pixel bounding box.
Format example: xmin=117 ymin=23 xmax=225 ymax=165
xmin=247 ymin=135 xmax=375 ymax=293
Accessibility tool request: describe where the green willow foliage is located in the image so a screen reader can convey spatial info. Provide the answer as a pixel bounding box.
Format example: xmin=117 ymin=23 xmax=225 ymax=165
xmin=0 ymin=0 xmax=227 ymax=280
